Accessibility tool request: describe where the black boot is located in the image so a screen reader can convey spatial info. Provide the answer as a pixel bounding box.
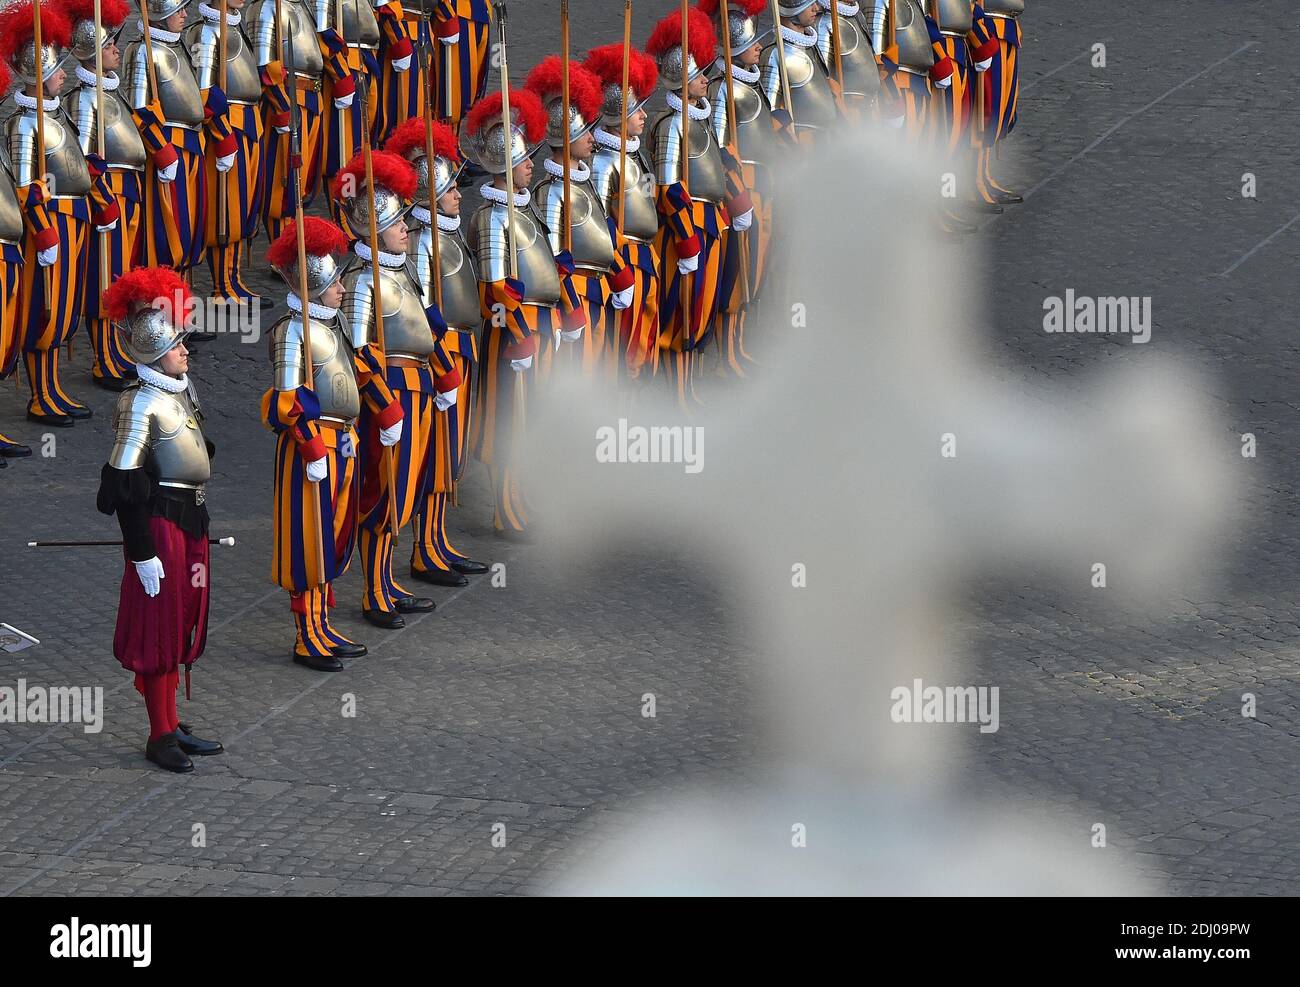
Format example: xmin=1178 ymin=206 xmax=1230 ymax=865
xmin=450 ymin=558 xmax=489 ymax=576
xmin=363 ymin=609 xmax=406 ymax=630
xmin=145 ymin=733 xmax=194 ymax=773
xmin=330 ymin=641 xmax=368 ymax=659
xmin=293 ymin=651 xmax=345 ymax=672
xmin=176 ymin=723 xmax=224 ymax=756
xmin=409 ymin=566 xmax=468 ymax=588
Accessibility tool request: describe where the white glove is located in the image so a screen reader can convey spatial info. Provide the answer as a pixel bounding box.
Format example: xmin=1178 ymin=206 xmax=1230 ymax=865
xmin=510 ymin=354 xmax=533 ymax=372
xmin=561 ymin=326 xmax=583 ymax=343
xmin=334 ymin=91 xmax=355 ymax=110
xmin=974 ymin=57 xmax=992 ymax=73
xmin=391 ymin=54 xmax=412 ymax=72
xmin=37 ymin=245 xmax=58 ymax=267
xmin=731 ymin=208 xmax=753 ymax=232
xmin=215 ymin=152 xmax=236 ymax=173
xmin=275 ymin=122 xmax=291 ymax=134
xmin=134 ymin=556 xmax=165 ymax=597
xmin=677 ymin=252 xmax=699 ymax=275
xmin=434 ymin=388 xmax=458 ymax=411
xmin=305 ymin=456 xmax=329 ymax=483
xmin=157 ymin=158 xmax=178 ymax=183
xmin=935 ymin=74 xmax=952 ymax=90
xmin=610 ymin=285 xmax=634 ymax=311
xmin=96 ymin=218 xmax=119 ymax=233
xmin=439 ymin=32 xmax=458 ymax=47
xmin=379 ymin=420 xmax=403 ymax=447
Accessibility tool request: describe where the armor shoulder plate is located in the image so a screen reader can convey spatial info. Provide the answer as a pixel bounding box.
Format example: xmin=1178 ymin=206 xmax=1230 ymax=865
xmin=108 ymin=387 xmax=154 ymax=471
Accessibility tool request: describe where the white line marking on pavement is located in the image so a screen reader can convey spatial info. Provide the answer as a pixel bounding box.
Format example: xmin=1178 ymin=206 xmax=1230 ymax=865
xmin=1216 ymin=209 xmax=1300 ymax=277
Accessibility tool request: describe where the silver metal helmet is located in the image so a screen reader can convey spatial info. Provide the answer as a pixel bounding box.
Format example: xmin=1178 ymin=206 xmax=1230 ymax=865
xmin=431 ymin=153 xmax=462 ymax=202
xmin=273 ymin=251 xmax=343 ymax=301
xmin=146 ymin=0 xmax=189 ymax=22
xmin=656 ymin=46 xmax=705 ymax=91
xmin=726 ymin=9 xmax=773 ymax=54
xmin=597 ymin=81 xmax=651 ymax=129
xmin=125 ymin=304 xmax=190 ymax=366
xmin=340 ymin=181 xmax=410 ymax=235
xmin=778 ymin=0 xmax=819 ymax=17
xmin=462 ymin=119 xmax=532 ymax=177
xmin=541 ymin=94 xmax=596 ymax=149
xmin=70 ymin=16 xmax=126 ymax=64
xmin=11 ymin=37 xmax=64 ymax=86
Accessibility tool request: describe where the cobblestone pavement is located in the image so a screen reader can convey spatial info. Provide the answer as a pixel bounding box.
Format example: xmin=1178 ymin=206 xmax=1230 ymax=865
xmin=1 ymin=1 xmax=1299 ymax=896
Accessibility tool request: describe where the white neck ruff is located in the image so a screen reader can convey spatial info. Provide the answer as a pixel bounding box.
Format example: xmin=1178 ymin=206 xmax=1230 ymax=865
xmin=781 ymin=24 xmax=819 ymax=48
xmin=286 ymin=293 xmax=339 ymax=319
xmin=480 ymin=183 xmax=531 ymax=208
xmin=594 ymin=127 xmax=640 ymax=153
xmin=409 ymin=204 xmax=432 ymax=226
xmin=353 ymin=241 xmax=407 ymax=268
xmin=436 ymin=212 xmax=461 ymax=233
xmin=199 ymin=2 xmax=242 ymax=24
xmin=543 ymin=157 xmax=591 ymax=182
xmin=819 ymin=0 xmax=860 ymax=14
xmin=149 ymin=26 xmax=181 ymax=44
xmin=665 ymin=91 xmax=712 ymax=121
xmin=727 ymin=61 xmax=761 ymax=85
xmin=15 ymin=92 xmax=60 ymax=112
xmin=137 ymin=362 xmax=189 ymax=392
xmin=76 ymin=65 xmax=121 ymax=91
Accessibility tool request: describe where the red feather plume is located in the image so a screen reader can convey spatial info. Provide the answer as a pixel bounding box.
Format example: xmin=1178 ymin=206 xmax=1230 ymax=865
xmin=102 ymin=267 xmax=191 ymax=324
xmin=697 ymin=0 xmax=767 ymax=18
xmin=524 ymin=57 xmax=603 ymax=125
xmin=645 ymin=7 xmax=716 ymax=72
xmin=384 ymin=116 xmax=459 ymax=164
xmin=59 ymin=0 xmax=129 ymax=29
xmin=0 ymin=2 xmax=73 ymax=62
xmin=0 ymin=61 xmax=10 ymax=96
xmin=582 ymin=44 xmax=659 ymax=102
xmin=465 ymin=88 xmax=548 ymax=147
xmin=329 ymin=150 xmax=418 ymax=204
xmin=266 ymin=216 xmax=348 ymax=269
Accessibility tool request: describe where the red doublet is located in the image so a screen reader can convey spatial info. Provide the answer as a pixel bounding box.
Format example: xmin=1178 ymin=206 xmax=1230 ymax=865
xmin=113 ymin=517 xmax=210 ymax=677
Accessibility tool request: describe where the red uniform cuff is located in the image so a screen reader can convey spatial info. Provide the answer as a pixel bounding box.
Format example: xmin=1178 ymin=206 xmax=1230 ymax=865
xmin=608 ymin=264 xmax=635 ymax=293
xmin=153 ymin=144 xmax=178 ymax=170
xmin=435 ymin=368 xmax=462 ymax=393
xmin=214 ymin=134 xmax=238 ymax=158
xmin=271 ymin=110 xmax=291 ymax=130
xmin=677 ymin=233 xmax=701 ymax=259
xmin=972 ymin=38 xmax=999 ymax=62
xmin=436 ymin=18 xmax=460 ymax=39
xmin=726 ymin=189 xmax=753 ymax=218
xmin=333 ymin=75 xmax=356 ymax=99
xmin=503 ymin=335 xmax=538 ymax=360
xmin=93 ymin=202 xmax=120 ymax=227
xmin=375 ymin=399 xmax=404 ymax=429
xmin=930 ymin=58 xmax=955 ymax=83
xmin=561 ymin=306 xmax=586 ymax=332
xmin=33 ymin=226 xmax=59 ymax=251
xmin=298 ymin=435 xmax=327 ymax=463
xmin=389 ymin=38 xmax=413 ymax=61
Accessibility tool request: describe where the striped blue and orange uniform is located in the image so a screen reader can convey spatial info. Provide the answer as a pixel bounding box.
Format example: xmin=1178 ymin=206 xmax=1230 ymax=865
xmin=83 ymin=168 xmax=143 ymax=383
xmin=320 ymin=41 xmax=377 ymax=226
xmin=411 ymin=323 xmax=477 ymax=577
xmin=971 ymin=3 xmax=1019 ymax=197
xmin=375 ymin=5 xmax=429 ymax=144
xmin=712 ymin=144 xmax=758 ymax=378
xmin=370 ymin=3 xmax=416 ymax=145
xmin=357 ymin=320 xmax=459 ymax=615
xmin=263 ymin=335 xmax=401 ymax=656
xmin=469 ymin=277 xmax=550 ymax=535
xmin=431 ymin=0 xmax=493 ymax=125
xmin=260 ymin=63 xmax=325 ymax=242
xmin=0 ymin=207 xmax=24 ymax=383
xmin=609 ymin=236 xmax=661 ymax=385
xmin=205 ymin=100 xmax=265 ymax=301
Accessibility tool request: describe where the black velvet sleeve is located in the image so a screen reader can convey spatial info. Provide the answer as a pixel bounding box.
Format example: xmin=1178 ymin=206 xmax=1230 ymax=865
xmin=96 ymin=464 xmax=157 ymax=562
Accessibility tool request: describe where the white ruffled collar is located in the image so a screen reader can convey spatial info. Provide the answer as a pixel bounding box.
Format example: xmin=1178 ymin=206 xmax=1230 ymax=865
xmin=76 ymin=65 xmax=121 ymax=91
xmin=14 ymin=92 xmax=60 ymax=112
xmin=436 ymin=212 xmax=461 ymax=233
xmin=819 ymin=0 xmax=860 ymax=14
xmin=149 ymin=26 xmax=181 ymax=44
xmin=542 ymin=157 xmax=591 ymax=182
xmin=353 ymin=241 xmax=407 ymax=268
xmin=199 ymin=2 xmax=242 ymax=24
xmin=480 ymin=183 xmax=531 ymax=208
xmin=719 ymin=59 xmax=761 ymax=85
xmin=781 ymin=24 xmax=818 ymax=48
xmin=665 ymin=91 xmax=712 ymax=121
xmin=286 ymin=293 xmax=339 ymax=319
xmin=137 ymin=362 xmax=189 ymax=393
xmin=594 ymin=127 xmax=639 ymax=153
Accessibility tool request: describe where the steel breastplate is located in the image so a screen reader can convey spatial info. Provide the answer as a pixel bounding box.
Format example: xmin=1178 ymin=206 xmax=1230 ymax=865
xmin=731 ymin=81 xmax=786 ymax=167
xmin=983 ymin=0 xmax=1023 ymax=15
xmin=154 ymin=43 xmax=205 ymax=127
xmin=100 ymin=91 xmax=149 ymax=169
xmin=935 ymin=0 xmax=974 ymax=34
xmin=437 ymin=231 xmax=482 ymax=330
xmin=223 ymin=29 xmax=263 ymax=103
xmin=512 ymin=208 xmax=562 ymax=304
xmin=342 ymin=0 xmax=382 ymax=47
xmin=786 ymin=43 xmax=841 ymax=129
xmin=895 ymin=1 xmax=937 ymax=74
xmin=149 ymin=388 xmax=212 ymax=486
xmin=590 ymin=148 xmax=658 ymax=242
xmin=43 ymin=115 xmax=92 ymax=198
xmin=0 ymin=170 xmax=23 ymax=243
xmin=534 ymin=178 xmax=616 ymax=274
xmin=309 ymin=322 xmax=362 ymax=421
xmin=376 ymin=266 xmax=436 ymax=360
xmin=820 ymin=15 xmax=883 ymax=99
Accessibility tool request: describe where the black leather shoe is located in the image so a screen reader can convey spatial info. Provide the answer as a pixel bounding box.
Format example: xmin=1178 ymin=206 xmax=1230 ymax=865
xmin=0 ymin=440 xmax=32 ymax=458
xmin=64 ymin=404 xmax=93 ymax=421
xmin=409 ymin=567 xmax=468 ymax=588
xmin=93 ymin=375 xmax=135 ymax=393
xmin=330 ymin=641 xmax=368 ymax=659
xmin=450 ymin=558 xmax=489 ymax=576
xmin=28 ymin=410 xmax=73 ymax=428
xmin=969 ymin=200 xmax=1004 ymax=214
xmin=293 ymin=651 xmax=345 ymax=672
xmin=993 ymin=189 xmax=1024 ymax=204
xmin=175 ymin=723 xmax=224 ymax=756
xmin=145 ymin=734 xmax=194 ymax=773
xmin=394 ymin=596 xmax=435 ymax=614
xmin=362 ymin=608 xmax=406 ymax=629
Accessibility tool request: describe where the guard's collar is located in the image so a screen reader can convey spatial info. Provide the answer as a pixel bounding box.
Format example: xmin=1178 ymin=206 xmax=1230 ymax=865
xmin=665 ymin=91 xmax=712 ymax=121
xmin=353 ymin=241 xmax=407 ymax=268
xmin=137 ymin=363 xmax=189 ymax=393
xmin=594 ymin=127 xmax=640 ymax=153
xmin=76 ymin=65 xmax=121 ymax=91
xmin=543 ymin=157 xmax=591 ymax=182
xmin=480 ymin=183 xmax=531 ymax=208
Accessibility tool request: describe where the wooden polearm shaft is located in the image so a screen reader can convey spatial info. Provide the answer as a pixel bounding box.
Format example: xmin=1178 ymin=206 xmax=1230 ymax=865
xmin=560 ymin=0 xmax=572 ymax=253
xmin=419 ymin=13 xmax=442 ymax=308
xmin=495 ymin=3 xmax=518 ymax=281
xmin=32 ymin=0 xmax=46 ymax=169
xmin=718 ymin=0 xmax=751 ymax=303
xmin=217 ymin=0 xmax=230 ymax=243
xmin=768 ymin=0 xmax=793 ymax=124
xmin=616 ymin=0 xmax=631 ymax=235
xmin=93 ymin=0 xmax=110 ymax=286
xmin=677 ymin=0 xmax=693 ymax=341
xmin=138 ymin=0 xmax=161 ymax=98
xmin=829 ymin=0 xmax=844 ymax=88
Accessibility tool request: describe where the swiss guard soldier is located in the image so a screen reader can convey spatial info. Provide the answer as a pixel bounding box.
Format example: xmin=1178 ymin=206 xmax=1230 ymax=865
xmin=761 ymin=0 xmax=841 ymax=141
xmin=96 ymin=267 xmax=224 ymax=774
xmin=972 ymin=0 xmax=1022 ymax=204
xmin=187 ymin=0 xmax=267 ymax=300
xmin=62 ymin=0 xmax=142 ymax=391
xmin=461 ymin=86 xmax=551 ymax=540
xmin=124 ymin=0 xmax=237 ymax=275
xmin=583 ymin=42 xmax=663 ymax=385
xmin=646 ymin=6 xmax=752 ymax=408
xmin=2 ymin=0 xmax=117 ymax=427
xmin=868 ymin=0 xmax=953 ymax=137
xmin=0 ymin=57 xmax=33 ymax=461
xmin=383 ymin=117 xmax=487 ymax=586
xmin=315 ymin=0 xmax=371 ymax=220
xmin=813 ymin=0 xmax=882 ymax=118
xmin=333 ymin=149 xmax=459 ymax=627
xmin=262 ymin=217 xmax=405 ymax=669
xmin=368 ymin=1 xmax=414 ymax=146
xmin=430 ymin=0 xmax=493 ymax=126
xmin=928 ymin=0 xmax=1000 ymax=215
xmin=525 ymin=56 xmax=634 ymax=382
xmin=249 ymin=0 xmax=326 ymax=241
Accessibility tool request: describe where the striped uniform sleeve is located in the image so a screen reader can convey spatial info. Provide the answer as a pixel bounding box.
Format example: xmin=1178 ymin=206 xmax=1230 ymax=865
xmin=201 ymin=86 xmax=238 ymax=158
xmin=353 ymin=343 xmax=405 ymax=426
xmin=603 ymin=219 xmax=636 ymax=294
xmin=130 ymin=99 xmax=179 ymax=170
xmin=318 ymin=29 xmax=356 ymax=99
xmin=261 ymin=386 xmax=328 ymax=463
xmin=968 ymin=6 xmax=998 ymax=59
xmin=926 ymin=15 xmax=955 ymax=85
xmin=260 ymin=61 xmax=293 ymax=131
xmin=656 ymin=182 xmax=701 ymax=260
xmin=377 ymin=3 xmax=414 ymax=64
xmin=480 ymin=279 xmax=539 ymax=359
xmin=719 ymin=142 xmax=754 ymax=223
xmin=18 ymin=182 xmax=58 ymax=252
